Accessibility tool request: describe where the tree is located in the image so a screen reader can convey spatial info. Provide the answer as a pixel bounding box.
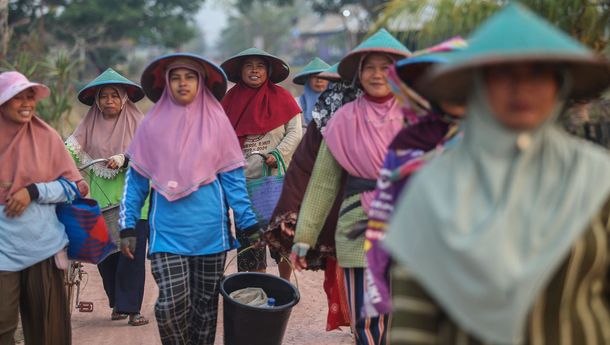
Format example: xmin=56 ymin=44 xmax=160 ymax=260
xmin=377 ymin=0 xmax=610 ymax=52
xmin=1 ymin=50 xmax=77 ymax=135
xmin=236 ymin=0 xmax=387 ymax=20
xmin=378 ymin=0 xmax=610 ymax=133
xmin=0 ymin=0 xmax=8 ymax=57
xmin=217 ymin=1 xmax=298 ymax=58
xmin=7 ymin=0 xmax=208 ymax=72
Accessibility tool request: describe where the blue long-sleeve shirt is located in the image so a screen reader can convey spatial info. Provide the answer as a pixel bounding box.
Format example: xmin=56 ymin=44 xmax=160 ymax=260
xmin=120 ymin=167 xmax=258 ymax=256
xmin=0 ymin=180 xmax=77 ymax=271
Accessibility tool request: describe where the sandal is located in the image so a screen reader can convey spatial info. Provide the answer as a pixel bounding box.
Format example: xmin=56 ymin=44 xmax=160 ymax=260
xmin=111 ymin=309 xmax=129 ymax=321
xmin=128 ymin=313 xmax=149 ymax=326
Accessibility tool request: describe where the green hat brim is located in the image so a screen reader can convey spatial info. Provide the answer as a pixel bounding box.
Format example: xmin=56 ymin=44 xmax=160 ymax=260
xmin=292 ymin=57 xmax=331 ymax=85
xmin=140 ymin=53 xmax=228 ymax=102
xmin=419 ymin=54 xmax=610 ymax=103
xmin=395 ymin=54 xmax=450 ymax=89
xmin=338 ymin=29 xmax=411 ymax=80
xmin=293 ymin=70 xmax=327 ymax=85
xmin=221 ymin=48 xmax=290 ymax=84
xmin=418 ymin=4 xmax=610 ymax=102
xmin=316 ymin=63 xmax=341 ymax=82
xmin=78 ymin=68 xmax=144 ymax=106
xmin=338 ymin=48 xmax=411 ymax=81
xmin=317 ymin=71 xmax=342 ymax=82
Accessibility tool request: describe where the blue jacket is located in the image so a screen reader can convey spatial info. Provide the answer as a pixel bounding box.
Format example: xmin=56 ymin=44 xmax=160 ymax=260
xmin=120 ymin=167 xmax=258 ymax=256
xmin=0 ymin=180 xmax=77 ymax=271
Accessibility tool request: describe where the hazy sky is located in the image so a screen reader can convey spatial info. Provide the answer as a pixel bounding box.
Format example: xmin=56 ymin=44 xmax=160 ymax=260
xmin=196 ymin=1 xmax=229 ymax=48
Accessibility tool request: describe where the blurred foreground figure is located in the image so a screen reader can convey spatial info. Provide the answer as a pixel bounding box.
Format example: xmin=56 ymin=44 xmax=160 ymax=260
xmin=385 ymin=4 xmax=610 ymax=345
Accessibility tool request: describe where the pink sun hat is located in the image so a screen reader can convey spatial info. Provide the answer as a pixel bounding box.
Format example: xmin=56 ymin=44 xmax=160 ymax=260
xmin=0 ymin=71 xmax=50 ymax=106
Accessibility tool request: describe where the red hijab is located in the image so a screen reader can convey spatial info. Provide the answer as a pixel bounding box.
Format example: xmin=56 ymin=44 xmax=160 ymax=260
xmin=221 ymin=79 xmax=301 ymax=146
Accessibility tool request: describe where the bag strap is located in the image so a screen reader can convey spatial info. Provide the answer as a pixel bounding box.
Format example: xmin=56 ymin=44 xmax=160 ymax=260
xmin=246 ymin=151 xmax=286 ymax=177
xmin=270 ymin=151 xmax=287 ymax=176
xmin=58 ymin=177 xmax=82 ymax=203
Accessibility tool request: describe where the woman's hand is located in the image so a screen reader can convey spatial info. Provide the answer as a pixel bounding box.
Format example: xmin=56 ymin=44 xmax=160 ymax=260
xmin=4 ymin=188 xmax=31 ymax=218
xmin=280 ymin=212 xmax=297 ymax=237
xmin=265 ymin=154 xmax=278 ymax=168
xmin=289 ymin=242 xmax=310 ymax=271
xmin=77 ymin=180 xmax=89 ymax=196
xmin=107 ymin=154 xmax=125 ymax=170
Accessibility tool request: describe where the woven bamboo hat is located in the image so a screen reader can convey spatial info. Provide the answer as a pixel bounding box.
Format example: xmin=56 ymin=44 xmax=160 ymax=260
xmin=317 ymin=63 xmax=341 ymax=82
xmin=419 ymin=3 xmax=610 ymax=103
xmin=221 ymin=48 xmax=290 ymax=84
xmin=292 ymin=57 xmax=331 ymax=85
xmin=395 ymin=37 xmax=467 ymax=92
xmin=338 ymin=28 xmax=411 ymax=81
xmin=140 ymin=53 xmax=227 ymax=102
xmin=78 ymin=68 xmax=144 ymax=106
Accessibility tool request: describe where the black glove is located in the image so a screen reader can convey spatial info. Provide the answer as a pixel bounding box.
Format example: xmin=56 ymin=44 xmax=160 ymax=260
xmin=120 ymin=228 xmax=137 ymax=259
xmin=242 ymin=224 xmax=264 ymax=247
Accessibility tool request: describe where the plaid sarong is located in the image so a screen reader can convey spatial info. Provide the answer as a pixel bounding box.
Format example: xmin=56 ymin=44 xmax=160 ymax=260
xmin=151 ymin=252 xmax=226 ymax=345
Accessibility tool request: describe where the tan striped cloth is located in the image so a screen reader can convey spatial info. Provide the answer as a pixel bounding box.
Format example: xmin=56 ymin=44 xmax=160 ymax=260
xmin=390 ymin=199 xmax=610 ymax=345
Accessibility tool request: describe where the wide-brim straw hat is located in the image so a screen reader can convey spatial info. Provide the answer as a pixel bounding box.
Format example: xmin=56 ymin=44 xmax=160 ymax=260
xmin=395 ymin=37 xmax=467 ymax=91
xmin=293 ymin=57 xmax=331 ymax=85
xmin=418 ymin=3 xmax=610 ymax=103
xmin=78 ymin=68 xmax=144 ymax=106
xmin=221 ymin=48 xmax=290 ymax=84
xmin=141 ymin=53 xmax=228 ymax=102
xmin=338 ymin=28 xmax=411 ymax=81
xmin=316 ymin=63 xmax=341 ymax=82
xmin=0 ymin=71 xmax=50 ymax=106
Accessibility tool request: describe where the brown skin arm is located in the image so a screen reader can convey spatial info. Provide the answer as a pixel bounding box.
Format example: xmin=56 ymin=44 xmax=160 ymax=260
xmin=4 ymin=188 xmax=31 ymax=218
xmin=265 ymin=154 xmax=278 ymax=168
xmin=76 ymin=180 xmax=89 ymax=196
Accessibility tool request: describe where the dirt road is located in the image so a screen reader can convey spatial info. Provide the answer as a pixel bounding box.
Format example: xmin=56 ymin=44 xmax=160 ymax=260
xmin=70 ymin=252 xmax=353 ymax=345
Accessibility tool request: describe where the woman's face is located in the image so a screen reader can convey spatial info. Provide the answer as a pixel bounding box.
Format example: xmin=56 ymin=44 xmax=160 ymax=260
xmin=309 ymin=76 xmax=329 ymax=93
xmin=169 ymin=68 xmax=199 ymax=105
xmin=484 ymin=63 xmax=559 ymax=131
xmin=98 ymin=86 xmax=122 ymax=117
xmin=1 ymin=88 xmax=36 ymax=124
xmin=241 ymin=57 xmax=268 ymax=88
xmin=360 ymin=54 xmax=393 ymax=98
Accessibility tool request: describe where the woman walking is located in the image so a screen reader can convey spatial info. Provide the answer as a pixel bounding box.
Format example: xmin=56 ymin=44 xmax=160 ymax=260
xmin=291 ymin=29 xmax=411 ymax=345
xmin=120 ymin=53 xmax=261 ymax=345
xmin=385 ymin=4 xmax=610 ymax=344
xmin=0 ymin=71 xmax=85 ymax=345
xmin=364 ymin=38 xmax=467 ymax=317
xmin=293 ymin=57 xmax=331 ymax=127
xmin=66 ymin=68 xmax=149 ymax=326
xmin=221 ymin=48 xmax=302 ymax=272
xmin=265 ymin=62 xmax=361 ymax=331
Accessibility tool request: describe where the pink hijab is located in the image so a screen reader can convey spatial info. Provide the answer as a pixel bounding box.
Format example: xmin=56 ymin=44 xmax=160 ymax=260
xmin=0 ymin=71 xmax=81 ymax=204
xmin=67 ymin=86 xmax=143 ymax=178
xmin=323 ymin=94 xmax=403 ymax=212
xmin=127 ymin=60 xmax=245 ymax=201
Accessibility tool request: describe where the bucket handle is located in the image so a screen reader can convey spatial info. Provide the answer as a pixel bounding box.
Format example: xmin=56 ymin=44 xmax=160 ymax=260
xmin=226 ymin=245 xmax=300 ymax=291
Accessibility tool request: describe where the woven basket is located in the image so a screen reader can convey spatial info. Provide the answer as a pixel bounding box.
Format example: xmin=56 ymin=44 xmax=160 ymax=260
xmin=101 ymin=204 xmax=121 ymax=250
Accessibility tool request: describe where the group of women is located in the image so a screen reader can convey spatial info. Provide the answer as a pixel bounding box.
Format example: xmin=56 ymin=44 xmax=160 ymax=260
xmin=0 ymin=40 xmax=304 ymax=343
xmin=1 ymin=3 xmax=610 ymax=345
xmin=286 ymin=3 xmax=610 ymax=345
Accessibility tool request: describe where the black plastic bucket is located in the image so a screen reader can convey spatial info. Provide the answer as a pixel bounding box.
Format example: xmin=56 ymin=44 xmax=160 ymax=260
xmin=220 ymin=272 xmax=300 ymax=345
